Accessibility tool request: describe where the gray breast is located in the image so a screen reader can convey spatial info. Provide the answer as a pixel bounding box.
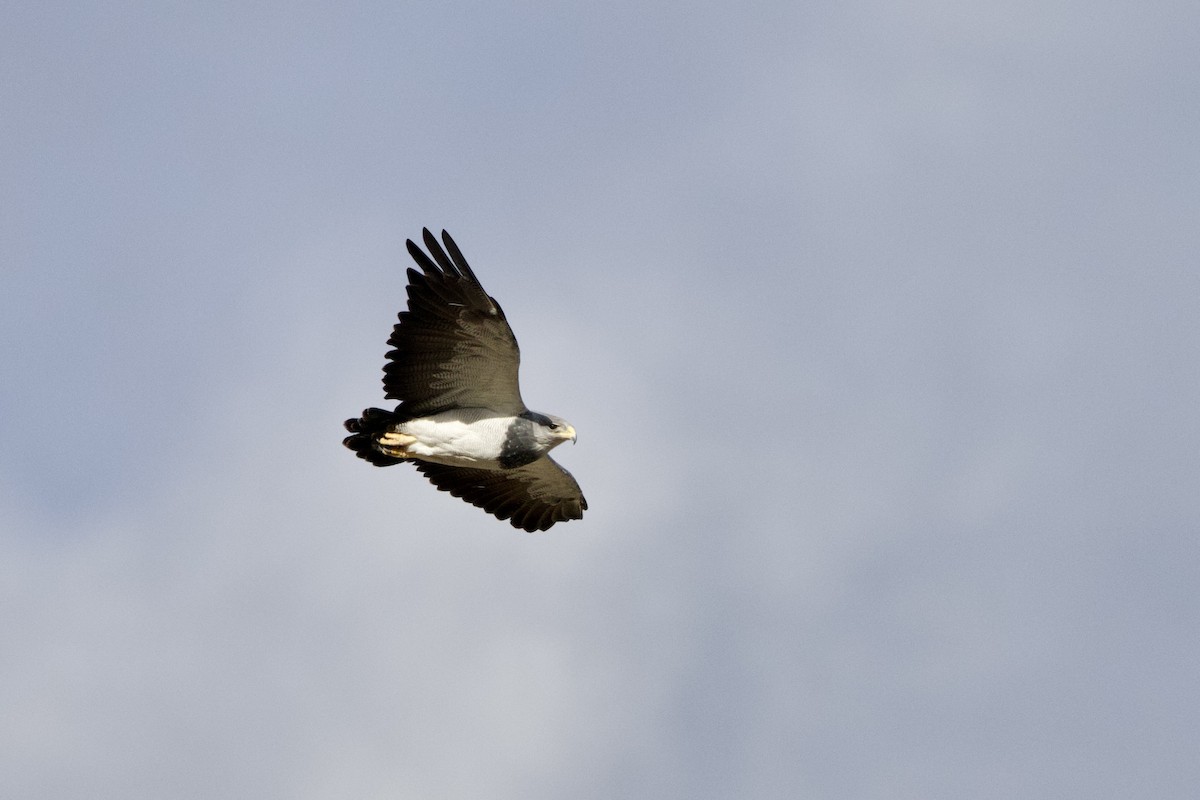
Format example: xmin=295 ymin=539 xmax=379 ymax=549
xmin=498 ymin=416 xmax=542 ymax=468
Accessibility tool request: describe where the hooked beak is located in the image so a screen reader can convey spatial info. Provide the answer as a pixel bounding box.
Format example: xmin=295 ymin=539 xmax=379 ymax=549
xmin=564 ymin=424 xmax=577 ymax=444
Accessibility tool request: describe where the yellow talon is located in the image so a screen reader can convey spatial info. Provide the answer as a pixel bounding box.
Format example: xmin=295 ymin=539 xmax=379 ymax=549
xmin=377 ymin=431 xmax=416 ymax=457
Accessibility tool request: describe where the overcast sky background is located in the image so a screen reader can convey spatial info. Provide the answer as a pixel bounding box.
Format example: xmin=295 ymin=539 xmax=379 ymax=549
xmin=3 ymin=2 xmax=1199 ymax=798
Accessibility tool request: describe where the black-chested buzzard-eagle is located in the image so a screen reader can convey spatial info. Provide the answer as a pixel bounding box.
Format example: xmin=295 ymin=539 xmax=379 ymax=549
xmin=343 ymin=229 xmax=586 ymax=532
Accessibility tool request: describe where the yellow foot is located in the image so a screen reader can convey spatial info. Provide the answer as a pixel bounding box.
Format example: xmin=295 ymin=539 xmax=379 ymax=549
xmin=376 ymin=431 xmax=417 ymax=458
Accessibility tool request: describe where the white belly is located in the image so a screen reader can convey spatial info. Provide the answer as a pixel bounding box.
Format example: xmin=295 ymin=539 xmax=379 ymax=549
xmin=396 ymin=410 xmax=513 ymax=468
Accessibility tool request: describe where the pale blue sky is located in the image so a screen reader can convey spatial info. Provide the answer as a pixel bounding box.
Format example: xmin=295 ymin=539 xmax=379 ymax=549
xmin=3 ymin=2 xmax=1199 ymax=798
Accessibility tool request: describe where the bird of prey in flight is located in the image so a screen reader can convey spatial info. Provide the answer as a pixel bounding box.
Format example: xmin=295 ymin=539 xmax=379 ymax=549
xmin=343 ymin=229 xmax=586 ymax=532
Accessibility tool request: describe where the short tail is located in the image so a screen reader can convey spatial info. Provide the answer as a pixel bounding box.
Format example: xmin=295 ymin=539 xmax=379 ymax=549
xmin=343 ymin=407 xmax=406 ymax=467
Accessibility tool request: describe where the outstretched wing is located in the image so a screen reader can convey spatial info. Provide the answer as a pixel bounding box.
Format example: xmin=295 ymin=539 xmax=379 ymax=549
xmin=415 ymin=457 xmax=587 ymax=532
xmin=384 ymin=229 xmax=524 ymax=416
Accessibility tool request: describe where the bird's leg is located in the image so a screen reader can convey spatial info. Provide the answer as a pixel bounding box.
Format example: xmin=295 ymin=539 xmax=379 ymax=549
xmin=376 ymin=431 xmax=417 ymax=458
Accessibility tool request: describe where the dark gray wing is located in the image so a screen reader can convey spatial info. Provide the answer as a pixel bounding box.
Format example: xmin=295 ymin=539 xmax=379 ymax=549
xmin=384 ymin=229 xmax=524 ymax=416
xmin=415 ymin=457 xmax=587 ymax=532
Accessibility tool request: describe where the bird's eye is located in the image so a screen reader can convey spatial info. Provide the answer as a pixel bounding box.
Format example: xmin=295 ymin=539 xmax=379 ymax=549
xmin=548 ymin=422 xmax=559 ymax=430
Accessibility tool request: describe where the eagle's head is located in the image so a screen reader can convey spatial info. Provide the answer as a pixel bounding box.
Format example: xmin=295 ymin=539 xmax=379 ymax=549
xmin=531 ymin=412 xmax=577 ymax=451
